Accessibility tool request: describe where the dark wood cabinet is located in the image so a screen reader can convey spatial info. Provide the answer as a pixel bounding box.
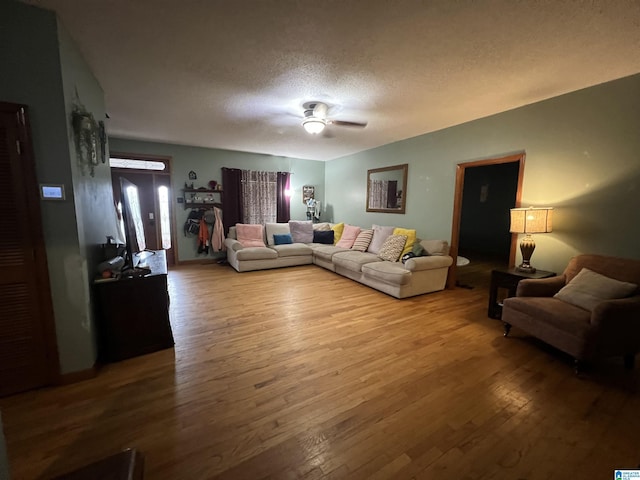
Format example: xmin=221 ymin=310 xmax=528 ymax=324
xmin=94 ymin=250 xmax=174 ymax=362
xmin=488 ymin=268 xmax=556 ymax=319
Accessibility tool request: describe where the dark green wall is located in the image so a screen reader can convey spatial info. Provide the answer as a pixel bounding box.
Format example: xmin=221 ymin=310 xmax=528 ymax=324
xmin=1 ymin=1 xmax=116 ymax=373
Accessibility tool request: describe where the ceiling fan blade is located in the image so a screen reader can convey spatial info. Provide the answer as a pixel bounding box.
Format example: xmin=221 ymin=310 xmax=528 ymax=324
xmin=329 ymin=120 xmax=368 ymax=128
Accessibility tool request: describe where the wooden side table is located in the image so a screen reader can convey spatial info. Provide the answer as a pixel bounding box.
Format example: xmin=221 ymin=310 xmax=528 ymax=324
xmin=488 ymin=268 xmax=556 ymax=319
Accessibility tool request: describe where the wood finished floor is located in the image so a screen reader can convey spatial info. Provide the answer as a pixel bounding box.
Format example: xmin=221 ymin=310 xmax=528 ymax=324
xmin=2 ymin=262 xmax=640 ymax=479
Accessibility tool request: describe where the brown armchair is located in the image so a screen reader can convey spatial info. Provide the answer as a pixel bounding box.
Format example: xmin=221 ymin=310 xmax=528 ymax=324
xmin=501 ymin=254 xmax=640 ymax=372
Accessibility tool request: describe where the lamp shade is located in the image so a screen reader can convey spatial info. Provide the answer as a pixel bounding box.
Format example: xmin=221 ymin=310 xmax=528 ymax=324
xmin=510 ymin=207 xmax=553 ymax=234
xmin=302 ymin=118 xmax=326 ymax=134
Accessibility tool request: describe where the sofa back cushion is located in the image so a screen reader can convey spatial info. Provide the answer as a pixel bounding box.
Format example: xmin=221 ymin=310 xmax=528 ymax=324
xmin=378 ymin=234 xmax=408 ymax=262
xmin=563 ymin=254 xmax=640 ymax=288
xmin=336 ymin=224 xmax=361 ymax=248
xmin=265 ymin=222 xmax=290 ymax=246
xmin=312 ymin=222 xmax=332 ymax=231
xmin=236 ymin=223 xmax=266 ymax=247
xmin=421 ymin=239 xmax=449 ymax=256
xmin=367 ymin=225 xmax=395 ymax=254
xmin=289 ymin=220 xmax=314 ymax=243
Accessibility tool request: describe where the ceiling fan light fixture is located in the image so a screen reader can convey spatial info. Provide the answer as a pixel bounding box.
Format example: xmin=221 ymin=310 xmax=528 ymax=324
xmin=302 ymin=117 xmax=326 ymax=134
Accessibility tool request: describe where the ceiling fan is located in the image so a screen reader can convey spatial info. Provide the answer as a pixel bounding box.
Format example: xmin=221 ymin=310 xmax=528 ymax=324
xmin=301 ymin=101 xmax=367 ymax=135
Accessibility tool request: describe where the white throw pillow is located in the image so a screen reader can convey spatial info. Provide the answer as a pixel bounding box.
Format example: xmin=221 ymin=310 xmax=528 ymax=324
xmin=367 ymin=224 xmax=395 ymax=254
xmin=554 ymin=268 xmax=637 ymax=311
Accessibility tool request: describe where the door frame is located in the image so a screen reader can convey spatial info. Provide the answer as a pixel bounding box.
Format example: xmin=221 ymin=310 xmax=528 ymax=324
xmin=109 ymin=152 xmax=177 ymax=266
xmin=448 ymin=153 xmax=526 ymax=288
xmin=1 ymin=101 xmax=60 ymax=394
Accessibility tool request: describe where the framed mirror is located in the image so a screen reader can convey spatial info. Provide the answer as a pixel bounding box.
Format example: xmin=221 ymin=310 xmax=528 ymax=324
xmin=366 ymin=163 xmax=408 ymax=214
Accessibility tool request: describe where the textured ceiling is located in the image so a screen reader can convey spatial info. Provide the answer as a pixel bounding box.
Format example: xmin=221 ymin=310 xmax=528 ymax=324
xmin=24 ymin=0 xmax=640 ymax=161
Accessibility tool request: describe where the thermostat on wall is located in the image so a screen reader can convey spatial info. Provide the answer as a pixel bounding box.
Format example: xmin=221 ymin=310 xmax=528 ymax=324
xmin=40 ymin=184 xmax=66 ymax=200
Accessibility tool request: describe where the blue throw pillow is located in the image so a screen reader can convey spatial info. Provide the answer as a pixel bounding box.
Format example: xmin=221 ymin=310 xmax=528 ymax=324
xmin=273 ymin=233 xmax=293 ymax=245
xmin=313 ymin=230 xmax=334 ymax=244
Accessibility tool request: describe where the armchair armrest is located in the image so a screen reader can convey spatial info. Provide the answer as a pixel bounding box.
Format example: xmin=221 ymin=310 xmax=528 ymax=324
xmin=589 ymin=295 xmax=640 ymax=356
xmin=591 ymin=295 xmax=640 ymax=329
xmin=516 ymin=276 xmax=566 ymax=297
xmin=404 ymin=255 xmax=453 ymax=272
xmin=224 ymin=237 xmax=243 ymax=251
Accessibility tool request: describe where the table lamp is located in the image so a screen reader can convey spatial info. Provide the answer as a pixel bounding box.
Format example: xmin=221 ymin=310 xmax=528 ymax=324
xmin=509 ymin=206 xmax=553 ymax=273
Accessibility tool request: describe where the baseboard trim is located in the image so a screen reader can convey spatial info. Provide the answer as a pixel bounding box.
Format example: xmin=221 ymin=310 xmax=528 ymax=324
xmin=58 ymin=366 xmax=98 ymax=385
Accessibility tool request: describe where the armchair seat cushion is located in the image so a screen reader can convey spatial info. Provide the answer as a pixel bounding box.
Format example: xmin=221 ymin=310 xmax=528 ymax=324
xmin=503 ymin=297 xmax=591 ymax=338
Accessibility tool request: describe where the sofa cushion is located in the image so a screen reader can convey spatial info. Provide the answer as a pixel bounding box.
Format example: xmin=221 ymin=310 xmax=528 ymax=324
xmin=554 ymin=268 xmax=638 ymax=311
xmin=378 ymin=234 xmax=408 ymax=262
xmin=352 ymin=229 xmax=373 ymax=252
xmin=313 ymin=230 xmax=334 ymax=244
xmin=312 ymin=222 xmax=332 ymax=231
xmin=271 ymin=243 xmax=313 ymax=257
xmin=333 ymin=251 xmax=382 ymax=272
xmin=313 ymin=245 xmax=350 ymax=262
xmin=367 ymin=225 xmax=395 ymax=254
xmin=273 ymin=233 xmax=293 ymax=245
xmin=421 ymin=239 xmax=449 ymax=256
xmin=336 ymin=224 xmax=361 ymax=249
xmin=236 ymin=224 xmax=266 ymax=247
xmin=331 ymin=222 xmax=345 ymax=244
xmin=393 ymin=227 xmax=417 ymax=256
xmin=362 ymin=262 xmax=412 ymax=286
xmin=265 ymin=223 xmax=290 ymax=246
xmin=289 ymin=220 xmax=314 ymax=243
xmin=236 ymin=246 xmax=278 ymax=261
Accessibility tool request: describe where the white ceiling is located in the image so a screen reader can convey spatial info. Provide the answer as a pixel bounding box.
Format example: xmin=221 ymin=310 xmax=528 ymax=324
xmin=25 ymin=0 xmax=640 ymax=161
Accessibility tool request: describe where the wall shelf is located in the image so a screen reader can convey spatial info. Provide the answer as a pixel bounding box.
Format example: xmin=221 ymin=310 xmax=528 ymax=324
xmin=182 ymin=188 xmax=223 ymax=209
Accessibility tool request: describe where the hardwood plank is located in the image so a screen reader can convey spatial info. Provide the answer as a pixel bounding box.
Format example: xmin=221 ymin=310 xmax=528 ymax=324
xmin=1 ymin=263 xmax=639 ymax=479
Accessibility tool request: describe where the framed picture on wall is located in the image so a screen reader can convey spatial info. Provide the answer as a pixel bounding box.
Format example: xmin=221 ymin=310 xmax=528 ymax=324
xmin=302 ymin=185 xmax=315 ymax=204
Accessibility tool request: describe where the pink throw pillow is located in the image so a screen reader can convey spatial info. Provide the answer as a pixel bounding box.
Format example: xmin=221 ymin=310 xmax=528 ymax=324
xmin=236 ymin=223 xmax=266 ymax=247
xmin=336 ymin=224 xmax=361 ymax=249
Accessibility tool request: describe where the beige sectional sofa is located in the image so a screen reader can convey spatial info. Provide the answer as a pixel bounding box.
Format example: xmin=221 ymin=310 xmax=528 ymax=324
xmin=224 ymin=222 xmax=453 ymax=299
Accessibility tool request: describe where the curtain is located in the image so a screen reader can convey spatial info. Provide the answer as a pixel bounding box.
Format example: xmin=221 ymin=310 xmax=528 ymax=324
xmin=276 ymin=172 xmax=291 ymax=223
xmin=369 ymin=179 xmax=389 ymax=209
xmin=242 ymin=170 xmax=278 ymax=224
xmin=222 ymin=167 xmax=242 ymax=235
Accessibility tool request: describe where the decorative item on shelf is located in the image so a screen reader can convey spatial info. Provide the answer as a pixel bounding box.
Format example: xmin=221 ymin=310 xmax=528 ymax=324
xmin=208 ymin=180 xmax=218 ymax=190
xmin=188 ymin=170 xmax=197 ymax=180
xmin=509 ymin=206 xmax=553 ymax=273
xmin=184 ymin=182 xmax=194 ymax=189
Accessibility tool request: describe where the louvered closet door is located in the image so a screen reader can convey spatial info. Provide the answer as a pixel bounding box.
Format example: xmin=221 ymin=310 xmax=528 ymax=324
xmin=0 ymin=103 xmax=58 ymax=397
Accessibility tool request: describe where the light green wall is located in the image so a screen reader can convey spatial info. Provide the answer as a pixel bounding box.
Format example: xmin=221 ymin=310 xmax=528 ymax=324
xmin=327 ymin=73 xmax=640 ymax=275
xmin=107 ymin=138 xmax=326 ymax=261
xmin=1 ymin=1 xmax=116 ymax=373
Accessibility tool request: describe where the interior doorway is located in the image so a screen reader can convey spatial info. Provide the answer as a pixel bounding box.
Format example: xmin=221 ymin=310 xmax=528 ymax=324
xmin=448 ymin=153 xmax=525 ymax=288
xmin=110 ymin=153 xmax=176 ymax=267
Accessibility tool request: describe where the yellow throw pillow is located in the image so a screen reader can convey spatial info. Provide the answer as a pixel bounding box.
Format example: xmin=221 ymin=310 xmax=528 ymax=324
xmin=393 ymin=227 xmax=417 ymax=256
xmin=331 ymin=222 xmax=345 ymax=244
